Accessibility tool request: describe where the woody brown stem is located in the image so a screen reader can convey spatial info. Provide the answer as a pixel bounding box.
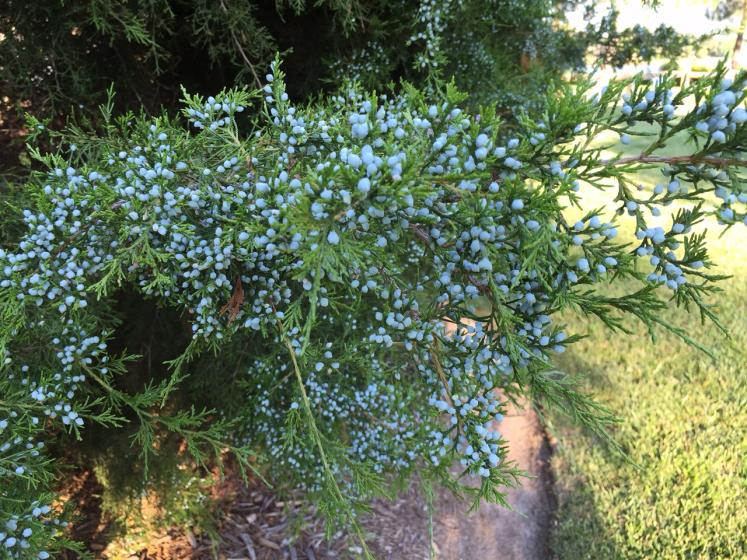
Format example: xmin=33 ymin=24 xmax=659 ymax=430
xmin=612 ymin=154 xmax=747 ymax=168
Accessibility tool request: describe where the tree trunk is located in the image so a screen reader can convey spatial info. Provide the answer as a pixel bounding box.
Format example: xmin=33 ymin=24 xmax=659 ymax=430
xmin=732 ymin=0 xmax=747 ymax=69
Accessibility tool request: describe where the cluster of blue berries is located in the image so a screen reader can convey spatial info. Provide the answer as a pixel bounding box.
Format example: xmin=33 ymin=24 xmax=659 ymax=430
xmin=245 ymin=353 xmax=436 ymax=491
xmin=0 ymin=505 xmax=59 ymax=559
xmin=409 ymin=0 xmax=453 ymax=71
xmin=694 ymin=79 xmax=747 ymax=145
xmin=186 ymin=96 xmax=245 ymax=130
xmin=329 ymin=41 xmax=392 ymax=88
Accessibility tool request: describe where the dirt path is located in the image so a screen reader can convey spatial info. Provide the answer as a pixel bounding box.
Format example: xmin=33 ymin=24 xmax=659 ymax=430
xmin=430 ymin=404 xmax=556 ymax=560
xmin=365 ymin=403 xmax=556 ymax=560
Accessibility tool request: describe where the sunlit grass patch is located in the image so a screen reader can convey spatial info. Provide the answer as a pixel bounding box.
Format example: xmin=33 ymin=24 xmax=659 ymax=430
xmin=550 ymin=126 xmax=747 ymax=559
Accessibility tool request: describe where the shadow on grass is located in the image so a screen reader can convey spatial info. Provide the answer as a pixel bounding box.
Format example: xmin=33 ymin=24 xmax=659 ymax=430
xmin=545 ymin=353 xmax=631 ymax=560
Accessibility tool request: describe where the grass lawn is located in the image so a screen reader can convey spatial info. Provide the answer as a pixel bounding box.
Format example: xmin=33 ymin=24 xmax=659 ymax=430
xmin=549 ymin=125 xmax=747 ymax=559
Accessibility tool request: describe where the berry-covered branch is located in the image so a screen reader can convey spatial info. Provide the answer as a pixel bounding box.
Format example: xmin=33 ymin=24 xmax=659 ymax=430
xmin=1 ymin=58 xmax=747 ymax=557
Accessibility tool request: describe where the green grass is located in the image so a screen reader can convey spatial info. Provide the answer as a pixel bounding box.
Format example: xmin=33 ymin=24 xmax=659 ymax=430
xmin=549 ymin=126 xmax=747 ymax=559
